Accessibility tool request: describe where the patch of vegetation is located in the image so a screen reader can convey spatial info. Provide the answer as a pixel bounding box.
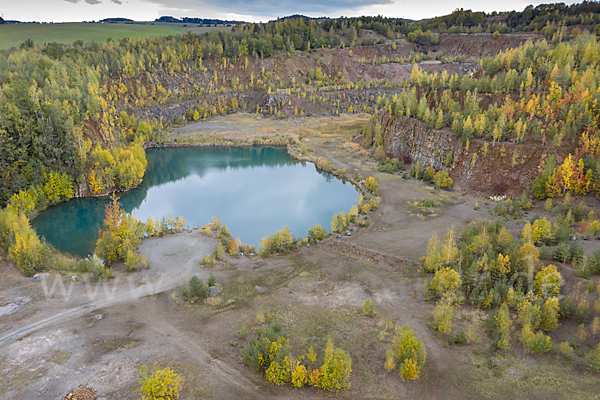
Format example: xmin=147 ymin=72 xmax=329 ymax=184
xmin=138 ymin=364 xmax=183 ymax=400
xmin=241 ymin=318 xmax=352 ymax=391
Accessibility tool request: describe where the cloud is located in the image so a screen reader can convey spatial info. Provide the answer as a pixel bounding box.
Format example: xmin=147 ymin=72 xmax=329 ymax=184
xmin=110 ymin=0 xmax=123 ymax=3
xmin=142 ymin=0 xmax=393 ymax=19
xmin=62 ymin=0 xmax=80 ymax=3
xmin=84 ymin=0 xmax=102 ymax=4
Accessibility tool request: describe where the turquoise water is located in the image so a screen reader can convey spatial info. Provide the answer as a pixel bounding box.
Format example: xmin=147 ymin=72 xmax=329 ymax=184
xmin=31 ymin=146 xmax=359 ymax=257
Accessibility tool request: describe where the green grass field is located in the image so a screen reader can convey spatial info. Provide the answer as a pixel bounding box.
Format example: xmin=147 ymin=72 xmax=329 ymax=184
xmin=0 ymin=22 xmax=230 ymax=50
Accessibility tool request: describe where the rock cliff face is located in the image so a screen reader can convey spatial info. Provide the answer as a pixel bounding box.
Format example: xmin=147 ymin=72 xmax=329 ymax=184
xmin=374 ymin=111 xmax=559 ymax=196
xmin=378 ymin=112 xmax=464 ymax=171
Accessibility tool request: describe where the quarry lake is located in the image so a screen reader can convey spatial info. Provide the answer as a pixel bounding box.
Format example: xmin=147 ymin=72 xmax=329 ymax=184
xmin=31 ymin=146 xmax=360 ymax=258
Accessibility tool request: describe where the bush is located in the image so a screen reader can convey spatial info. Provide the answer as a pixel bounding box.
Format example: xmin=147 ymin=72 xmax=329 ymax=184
xmin=552 ymin=242 xmax=568 ymax=263
xmin=433 ymin=170 xmax=453 ymax=189
xmin=559 ymin=341 xmax=575 ymax=360
xmin=586 ymin=344 xmax=600 ymax=372
xmin=207 ymin=272 xmax=216 ymax=286
xmin=307 ymin=224 xmax=326 ymax=243
xmin=362 ymin=299 xmax=377 ymax=317
xmin=448 ymin=330 xmax=468 ymax=346
xmin=524 ymin=331 xmax=552 ymax=355
xmin=318 ymin=340 xmax=352 ymax=391
xmin=575 ymin=300 xmax=591 ymax=324
xmin=386 ymin=325 xmax=426 ymax=380
xmin=258 ymin=226 xmax=295 ymax=257
xmin=568 ymin=241 xmax=585 ymax=265
xmin=182 ymin=275 xmax=210 ymax=300
xmin=423 ymin=166 xmax=436 ymax=182
xmin=139 ymin=365 xmax=183 ymax=400
xmin=365 ymin=176 xmax=379 ymax=192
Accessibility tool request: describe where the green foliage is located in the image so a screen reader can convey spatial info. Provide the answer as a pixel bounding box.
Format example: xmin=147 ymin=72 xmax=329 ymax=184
xmin=429 ymin=267 xmax=462 ymax=299
xmin=318 ymin=340 xmax=352 ymax=391
xmin=533 ymin=264 xmax=564 ymax=298
xmin=523 ymin=330 xmax=552 ymax=355
xmin=94 ymin=195 xmax=147 ymax=271
xmin=241 ymin=320 xmax=351 ymax=391
xmin=433 ymin=170 xmax=453 ymax=190
xmin=307 ymin=224 xmax=326 ymax=243
xmin=0 ymin=208 xmax=49 ymax=276
xmin=362 ymin=299 xmax=377 ymax=317
xmin=207 ymin=272 xmax=216 ymax=287
xmin=431 ymin=303 xmax=453 ymax=334
xmin=215 ymin=241 xmax=226 ymax=260
xmin=378 ymin=158 xmax=404 ymax=174
xmin=552 ymin=242 xmax=569 ymax=263
xmin=575 ymin=300 xmax=591 ymax=324
xmin=386 ymin=325 xmax=426 ymax=380
xmin=365 ymin=176 xmax=379 ymax=192
xmin=540 ymin=297 xmax=560 ymax=332
xmin=90 ymin=257 xmax=114 ymax=282
xmin=559 ymin=341 xmax=575 ymax=360
xmin=331 ymin=211 xmax=354 ymax=233
xmin=493 ymin=303 xmax=513 ymax=350
xmin=258 ymin=226 xmax=295 ymax=257
xmin=586 ymin=344 xmax=600 ymax=372
xmin=138 ymin=364 xmax=183 ymax=400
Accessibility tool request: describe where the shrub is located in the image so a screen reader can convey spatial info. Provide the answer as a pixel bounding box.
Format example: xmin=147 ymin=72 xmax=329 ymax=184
xmin=524 ymin=331 xmax=552 ymax=355
xmin=552 ymin=242 xmax=568 ymax=263
xmin=568 ymin=241 xmax=585 ymax=265
xmin=403 ymin=154 xmax=412 ymax=164
xmin=307 ymin=224 xmax=326 ymax=243
xmin=585 ymin=344 xmax=600 ymax=372
xmin=362 ymin=299 xmax=377 ymax=317
xmin=559 ymin=341 xmax=575 ymax=360
xmin=493 ymin=182 xmax=508 ymax=195
xmin=575 ymin=300 xmax=591 ymax=324
xmin=331 ymin=211 xmax=352 ymax=233
xmin=431 ymin=303 xmax=453 ymax=334
xmin=423 ymin=166 xmax=436 ymax=182
xmin=433 ymin=170 xmax=453 ymax=189
xmin=533 ymin=264 xmax=563 ymax=298
xmin=493 ymin=303 xmax=512 ymax=350
xmin=182 ymin=275 xmax=210 ymax=300
xmin=258 ymin=226 xmax=295 ymax=257
xmin=365 ymin=176 xmax=379 ymax=192
xmin=139 ymin=365 xmax=183 ymax=400
xmin=207 ymin=272 xmax=216 ymax=286
xmin=386 ymin=325 xmax=426 ymax=380
xmin=374 ymin=146 xmax=386 ymax=160
xmin=318 ymin=340 xmax=352 ymax=391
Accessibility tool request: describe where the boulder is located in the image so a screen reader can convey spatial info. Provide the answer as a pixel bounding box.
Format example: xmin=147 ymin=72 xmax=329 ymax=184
xmin=209 ymin=286 xmax=222 ymax=297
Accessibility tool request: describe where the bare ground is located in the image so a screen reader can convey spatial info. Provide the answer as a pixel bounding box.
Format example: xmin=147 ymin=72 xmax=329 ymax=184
xmin=1 ymin=114 xmax=599 ymax=399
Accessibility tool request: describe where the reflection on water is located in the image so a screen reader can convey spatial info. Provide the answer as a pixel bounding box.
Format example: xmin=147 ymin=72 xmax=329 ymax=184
xmin=32 ymin=147 xmax=359 ymax=257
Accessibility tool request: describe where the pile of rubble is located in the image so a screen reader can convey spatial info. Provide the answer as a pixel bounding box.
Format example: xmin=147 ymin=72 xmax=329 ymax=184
xmin=63 ymin=387 xmax=96 ymax=400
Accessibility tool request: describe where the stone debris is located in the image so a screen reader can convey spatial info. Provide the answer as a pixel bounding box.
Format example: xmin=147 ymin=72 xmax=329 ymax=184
xmin=63 ymin=387 xmax=96 ymax=400
xmin=209 ymin=286 xmax=222 ymax=297
xmin=489 ymin=195 xmax=508 ymax=202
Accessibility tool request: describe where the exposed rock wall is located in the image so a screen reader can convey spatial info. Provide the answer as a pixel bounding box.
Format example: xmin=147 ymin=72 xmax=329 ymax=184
xmin=374 ymin=111 xmax=559 ymax=196
xmin=378 ymin=112 xmax=464 ymax=171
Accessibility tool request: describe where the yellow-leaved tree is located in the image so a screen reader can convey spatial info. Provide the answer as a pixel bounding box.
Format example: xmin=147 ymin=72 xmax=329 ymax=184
xmin=139 ymin=365 xmax=183 ymax=400
xmin=386 ymin=325 xmax=426 ymax=380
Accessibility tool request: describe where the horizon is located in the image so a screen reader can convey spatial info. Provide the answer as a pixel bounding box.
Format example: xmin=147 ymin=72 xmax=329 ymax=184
xmin=0 ymin=0 xmax=585 ymax=24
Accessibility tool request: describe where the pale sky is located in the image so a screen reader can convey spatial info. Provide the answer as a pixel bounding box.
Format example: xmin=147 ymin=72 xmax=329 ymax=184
xmin=0 ymin=0 xmax=584 ymax=23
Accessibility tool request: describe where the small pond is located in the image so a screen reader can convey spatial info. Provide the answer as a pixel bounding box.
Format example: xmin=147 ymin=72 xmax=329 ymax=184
xmin=31 ymin=146 xmax=359 ymax=257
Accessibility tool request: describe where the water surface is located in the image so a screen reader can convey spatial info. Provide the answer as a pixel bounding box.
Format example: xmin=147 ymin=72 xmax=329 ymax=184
xmin=32 ymin=147 xmax=359 ymax=257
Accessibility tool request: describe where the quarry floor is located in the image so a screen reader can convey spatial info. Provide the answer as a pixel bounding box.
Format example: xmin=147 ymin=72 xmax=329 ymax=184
xmin=1 ymin=114 xmax=599 ymax=400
